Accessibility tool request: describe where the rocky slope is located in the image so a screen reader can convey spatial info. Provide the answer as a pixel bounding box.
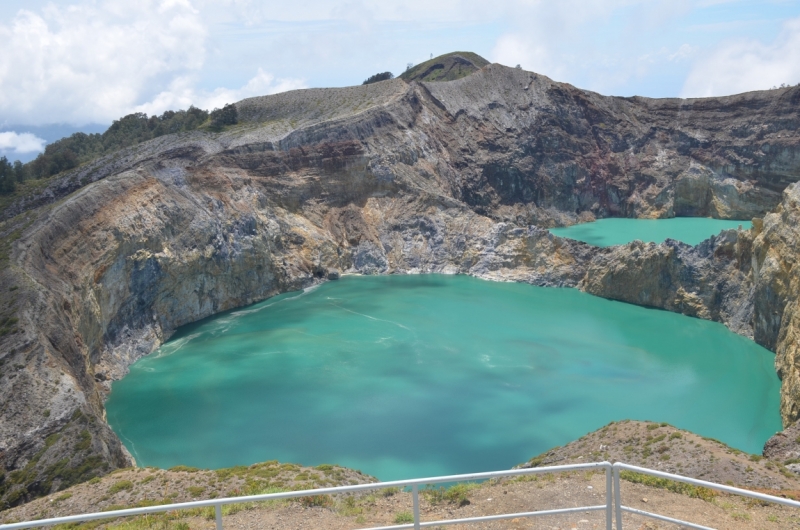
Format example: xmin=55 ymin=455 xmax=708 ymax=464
xmin=1 ymin=59 xmax=800 ymax=508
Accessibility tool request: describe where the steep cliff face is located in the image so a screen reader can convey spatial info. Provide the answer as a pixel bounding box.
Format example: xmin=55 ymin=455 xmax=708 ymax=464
xmin=1 ymin=63 xmax=800 ymax=507
xmin=751 ymin=184 xmax=800 ymax=423
xmin=581 ymin=229 xmax=756 ymax=336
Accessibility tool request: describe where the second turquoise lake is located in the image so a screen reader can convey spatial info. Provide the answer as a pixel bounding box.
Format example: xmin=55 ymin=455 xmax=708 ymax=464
xmin=549 ymin=217 xmax=752 ymax=247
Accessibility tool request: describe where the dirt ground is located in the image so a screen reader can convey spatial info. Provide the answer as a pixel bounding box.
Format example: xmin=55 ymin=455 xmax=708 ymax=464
xmin=4 ymin=421 xmax=800 ymax=529
xmin=174 ymin=472 xmax=800 ymax=530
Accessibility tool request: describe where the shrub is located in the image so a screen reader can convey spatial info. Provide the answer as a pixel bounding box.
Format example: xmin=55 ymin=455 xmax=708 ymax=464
xmin=108 ymin=480 xmax=134 ymax=495
xmin=209 ymin=104 xmax=238 ymax=130
xmin=620 ymin=471 xmax=715 ymax=501
xmin=187 ymin=486 xmax=206 ymax=498
xmin=76 ymin=430 xmax=92 ymax=451
xmin=363 ymin=72 xmax=394 ymax=85
xmin=394 ymin=511 xmax=414 ymax=523
xmin=422 ymin=482 xmax=478 ymax=506
xmin=24 ymin=106 xmax=210 ymax=180
xmin=298 ymin=494 xmax=333 ymax=508
xmin=168 ymin=466 xmax=200 ymax=473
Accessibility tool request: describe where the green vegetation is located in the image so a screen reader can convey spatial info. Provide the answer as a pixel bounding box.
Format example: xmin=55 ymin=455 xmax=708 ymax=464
xmin=620 ymin=470 xmax=716 ymax=501
xmin=394 ymin=511 xmax=414 ymax=523
xmin=298 ymin=494 xmax=333 ymax=508
xmin=108 ymin=480 xmax=134 ymax=495
xmin=76 ymin=430 xmax=92 ymax=451
xmin=167 ymin=466 xmax=200 ymax=473
xmin=17 ymin=107 xmax=209 ymax=187
xmin=337 ymin=495 xmax=362 ymax=516
xmin=399 ymin=52 xmax=489 ymax=83
xmin=0 ymin=157 xmax=26 ymax=194
xmin=186 ymin=486 xmax=205 ymax=498
xmin=422 ymin=482 xmax=479 ymax=506
xmin=362 ymin=72 xmax=394 ymax=85
xmin=0 ymin=102 xmax=240 ymax=207
xmin=208 ymin=104 xmax=238 ymax=131
xmin=0 ymin=410 xmax=110 ymax=509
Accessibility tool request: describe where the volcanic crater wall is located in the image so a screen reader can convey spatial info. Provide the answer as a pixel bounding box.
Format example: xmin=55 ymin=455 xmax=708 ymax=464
xmin=1 ymin=63 xmax=800 ymax=507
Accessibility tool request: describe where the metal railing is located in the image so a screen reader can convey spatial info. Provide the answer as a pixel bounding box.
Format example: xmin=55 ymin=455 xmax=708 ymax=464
xmin=612 ymin=462 xmax=800 ymax=530
xmin=1 ymin=461 xmax=799 ymax=530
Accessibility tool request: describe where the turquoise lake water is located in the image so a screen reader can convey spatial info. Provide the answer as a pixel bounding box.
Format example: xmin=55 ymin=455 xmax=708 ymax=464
xmin=106 ymin=275 xmax=781 ymax=480
xmin=549 ymin=217 xmax=752 ymax=247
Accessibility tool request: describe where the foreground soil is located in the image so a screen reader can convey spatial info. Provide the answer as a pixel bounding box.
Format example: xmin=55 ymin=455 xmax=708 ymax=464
xmin=4 ymin=421 xmax=800 ymax=529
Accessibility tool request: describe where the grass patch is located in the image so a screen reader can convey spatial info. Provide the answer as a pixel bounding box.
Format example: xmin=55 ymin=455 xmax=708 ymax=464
xmin=298 ymin=494 xmax=333 ymax=508
xmin=337 ymin=495 xmax=362 ymax=517
xmin=620 ymin=471 xmax=716 ymax=501
xmin=167 ymin=466 xmax=200 ymax=473
xmin=422 ymin=482 xmax=479 ymax=506
xmin=108 ymin=480 xmax=134 ymax=495
xmin=394 ymin=511 xmax=414 ymax=524
xmin=186 ymin=486 xmax=205 ymax=498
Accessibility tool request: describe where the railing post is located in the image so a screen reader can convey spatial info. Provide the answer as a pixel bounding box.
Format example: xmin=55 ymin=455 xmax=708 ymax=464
xmin=412 ymin=484 xmax=420 ymax=530
xmin=613 ymin=465 xmax=623 ymax=530
xmin=605 ymin=464 xmax=613 ymax=530
xmin=215 ymin=503 xmax=223 ymax=530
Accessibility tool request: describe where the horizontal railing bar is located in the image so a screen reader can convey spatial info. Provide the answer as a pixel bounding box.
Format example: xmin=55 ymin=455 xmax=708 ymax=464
xmin=614 ymin=463 xmax=800 ymax=509
xmin=418 ymin=504 xmax=608 ymax=527
xmin=620 ymin=505 xmax=715 ymax=530
xmin=0 ymin=462 xmax=611 ymax=530
xmin=357 ymin=505 xmax=608 ymax=530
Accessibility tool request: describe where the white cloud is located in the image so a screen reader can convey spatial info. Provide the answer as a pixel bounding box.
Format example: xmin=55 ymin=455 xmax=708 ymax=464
xmin=0 ymin=131 xmax=46 ymax=153
xmin=487 ymin=1 xmax=711 ymax=95
xmin=0 ymin=0 xmax=304 ymax=125
xmin=0 ymin=0 xmax=207 ymax=124
xmin=134 ymin=69 xmax=307 ymax=116
xmin=492 ymin=33 xmax=567 ymax=82
xmin=681 ymin=17 xmax=800 ymax=97
xmin=489 ymin=2 xmax=669 ymax=80
xmin=201 ymin=0 xmax=495 ymax=24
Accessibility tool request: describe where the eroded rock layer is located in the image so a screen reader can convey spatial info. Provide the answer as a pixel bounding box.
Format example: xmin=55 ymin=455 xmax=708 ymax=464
xmin=1 ymin=63 xmax=800 ymax=507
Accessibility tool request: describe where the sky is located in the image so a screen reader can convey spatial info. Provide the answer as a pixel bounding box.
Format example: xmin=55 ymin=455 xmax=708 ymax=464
xmin=1 ymin=0 xmax=799 ymax=162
